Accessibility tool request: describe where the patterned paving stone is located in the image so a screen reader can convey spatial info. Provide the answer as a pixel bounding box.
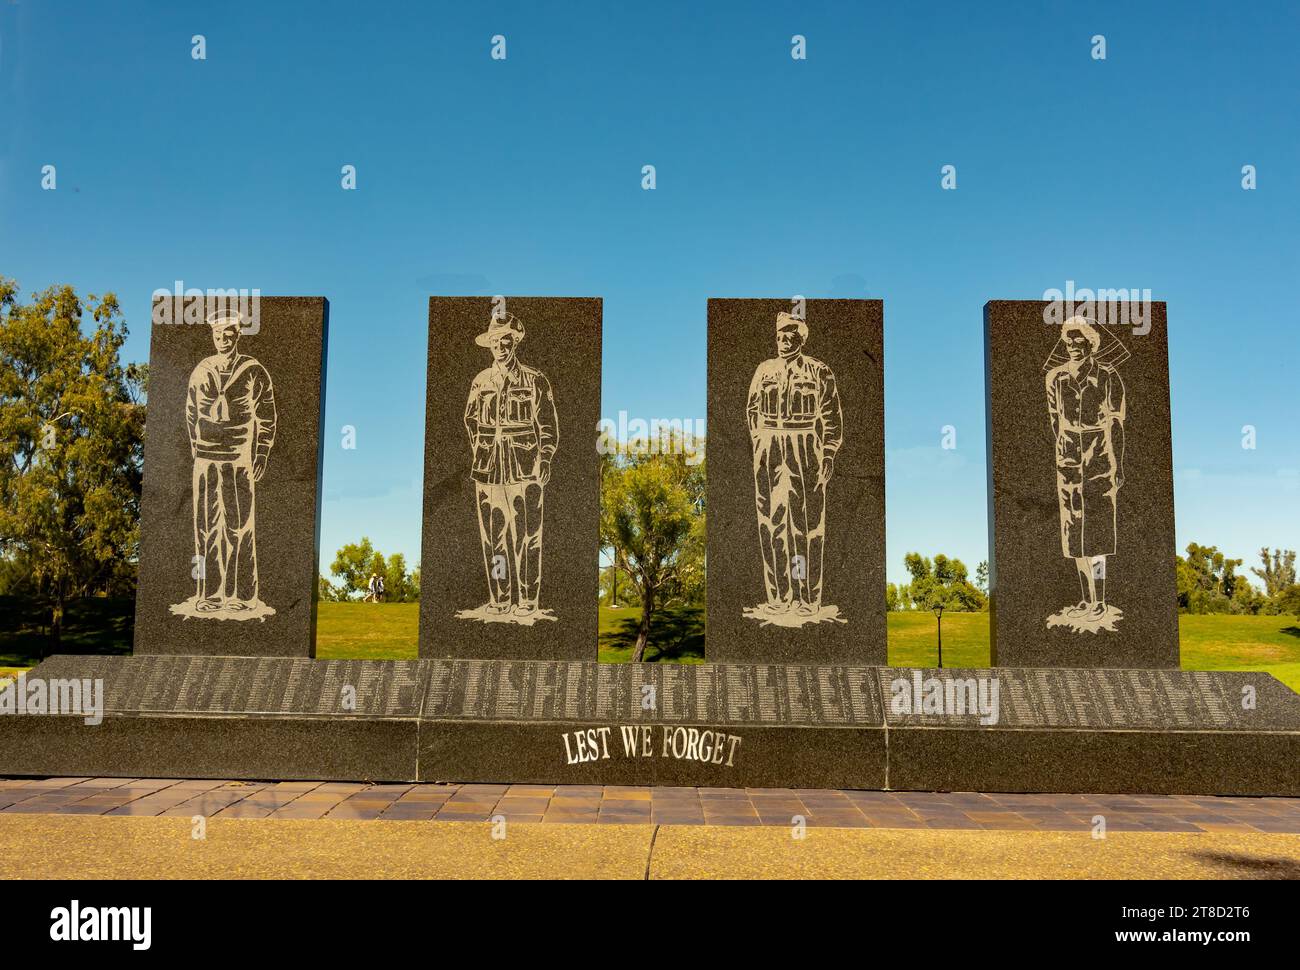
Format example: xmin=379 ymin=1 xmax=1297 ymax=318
xmin=3 ymin=778 xmax=1297 ymax=832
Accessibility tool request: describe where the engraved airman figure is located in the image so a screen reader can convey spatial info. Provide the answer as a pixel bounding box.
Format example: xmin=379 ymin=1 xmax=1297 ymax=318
xmin=746 ymin=311 xmax=843 ymax=626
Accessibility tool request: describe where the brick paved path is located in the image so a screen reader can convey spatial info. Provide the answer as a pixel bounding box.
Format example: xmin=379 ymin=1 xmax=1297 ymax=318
xmin=2 ymin=778 xmax=1297 ymax=832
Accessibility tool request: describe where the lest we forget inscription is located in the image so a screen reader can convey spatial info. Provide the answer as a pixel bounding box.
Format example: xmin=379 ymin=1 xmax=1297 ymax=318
xmin=706 ymin=299 xmax=887 ymax=664
xmin=419 ymin=659 xmax=886 ymax=783
xmin=134 ymin=297 xmax=328 ymax=657
xmin=419 ymin=297 xmax=602 ymax=660
xmin=984 ymin=301 xmax=1179 ymax=669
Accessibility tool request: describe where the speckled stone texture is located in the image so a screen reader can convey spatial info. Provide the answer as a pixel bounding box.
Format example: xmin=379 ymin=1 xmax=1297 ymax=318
xmin=0 ymin=712 xmax=417 ymax=783
xmin=706 ymin=299 xmax=886 ymax=664
xmin=19 ymin=655 xmax=424 ymax=716
xmin=416 ymin=659 xmax=888 ymax=788
xmin=5 ymin=658 xmax=1294 ymax=794
xmin=0 ymin=656 xmax=418 ymax=781
xmin=416 ymin=721 xmax=886 ymax=788
xmin=419 ymin=298 xmax=601 ymax=660
xmin=881 ymin=666 xmax=1299 ymax=795
xmin=985 ymin=300 xmax=1178 ymax=668
xmin=134 ymin=296 xmax=328 ymax=657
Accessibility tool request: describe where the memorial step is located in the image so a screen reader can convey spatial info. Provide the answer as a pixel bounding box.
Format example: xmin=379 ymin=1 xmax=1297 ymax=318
xmin=1 ymin=657 xmax=1295 ymax=796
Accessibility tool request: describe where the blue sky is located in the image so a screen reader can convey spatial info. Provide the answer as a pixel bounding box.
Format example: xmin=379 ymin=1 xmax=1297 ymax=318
xmin=2 ymin=0 xmax=1296 ymax=586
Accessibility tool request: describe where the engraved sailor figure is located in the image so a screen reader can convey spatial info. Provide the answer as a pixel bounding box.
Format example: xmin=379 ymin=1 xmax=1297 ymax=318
xmin=170 ymin=309 xmax=277 ymax=621
xmin=743 ymin=311 xmax=846 ymax=628
xmin=1044 ymin=316 xmax=1129 ymax=634
xmin=456 ymin=312 xmax=560 ymax=625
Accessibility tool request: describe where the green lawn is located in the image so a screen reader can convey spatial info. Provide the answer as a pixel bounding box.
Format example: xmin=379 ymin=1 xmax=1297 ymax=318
xmin=885 ymin=612 xmax=990 ymax=668
xmin=315 ymin=601 xmax=708 ymax=663
xmin=1176 ymin=613 xmax=1300 ymax=693
xmin=317 ymin=605 xmax=1300 ymax=691
xmin=884 ymin=612 xmax=1300 ymax=691
xmin=307 ymin=605 xmax=1300 ymax=691
xmin=315 ymin=602 xmax=419 ymax=659
xmin=599 ymin=604 xmax=704 ymax=663
xmin=4 ymin=600 xmax=1298 ymax=692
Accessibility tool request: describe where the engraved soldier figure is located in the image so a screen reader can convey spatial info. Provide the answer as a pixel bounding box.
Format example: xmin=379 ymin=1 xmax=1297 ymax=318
xmin=171 ymin=309 xmax=277 ymax=621
xmin=1044 ymin=317 xmax=1128 ymax=633
xmin=745 ymin=311 xmax=844 ymax=626
xmin=462 ymin=313 xmax=559 ymax=622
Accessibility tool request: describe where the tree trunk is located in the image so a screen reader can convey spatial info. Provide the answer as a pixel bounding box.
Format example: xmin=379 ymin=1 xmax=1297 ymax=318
xmin=48 ymin=585 xmax=64 ymax=658
xmin=631 ymin=594 xmax=653 ymax=663
xmin=936 ymin=611 xmax=942 ymax=668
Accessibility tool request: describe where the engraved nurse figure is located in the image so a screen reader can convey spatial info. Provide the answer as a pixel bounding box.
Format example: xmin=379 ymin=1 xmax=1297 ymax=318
xmin=1044 ymin=317 xmax=1128 ymax=633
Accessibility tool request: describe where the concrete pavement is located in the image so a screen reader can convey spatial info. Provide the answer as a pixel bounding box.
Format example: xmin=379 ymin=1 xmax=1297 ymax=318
xmin=1 ymin=814 xmax=1297 ymax=879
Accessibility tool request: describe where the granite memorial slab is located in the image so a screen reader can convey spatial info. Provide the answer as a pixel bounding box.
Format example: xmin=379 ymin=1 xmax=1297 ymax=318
xmin=419 ymin=297 xmax=601 ymax=660
xmin=880 ymin=666 xmax=1300 ymax=795
xmin=706 ymin=298 xmax=886 ymax=664
xmin=417 ymin=659 xmax=888 ymax=788
xmin=21 ymin=654 xmax=424 ymax=717
xmin=134 ymin=296 xmax=328 ymax=657
xmin=3 ymin=657 xmax=1294 ymax=794
xmin=0 ymin=655 xmax=418 ymax=781
xmin=984 ymin=300 xmax=1179 ymax=668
